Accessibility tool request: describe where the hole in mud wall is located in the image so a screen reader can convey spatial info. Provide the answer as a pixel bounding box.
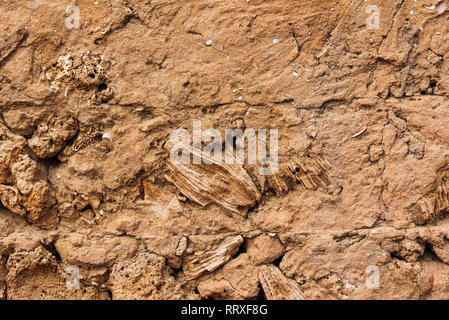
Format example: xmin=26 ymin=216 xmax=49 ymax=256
xmin=430 ymin=80 xmax=437 ymax=88
xmin=422 ymin=243 xmax=440 ymax=262
xmin=42 ymin=156 xmax=61 ymax=167
xmin=272 ymin=255 xmax=284 ymax=268
xmin=79 ymin=204 xmax=93 ymax=213
xmin=232 ymin=240 xmax=247 ymax=259
xmin=98 ymin=83 xmax=108 ymax=91
xmin=138 ymin=183 xmax=145 ymax=201
xmin=40 ymin=156 xmax=63 ymax=179
xmin=104 ymin=288 xmax=113 ymax=300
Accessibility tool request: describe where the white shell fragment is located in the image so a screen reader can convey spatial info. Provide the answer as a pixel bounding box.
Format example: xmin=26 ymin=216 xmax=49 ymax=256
xmin=102 ymin=133 xmax=111 ymax=140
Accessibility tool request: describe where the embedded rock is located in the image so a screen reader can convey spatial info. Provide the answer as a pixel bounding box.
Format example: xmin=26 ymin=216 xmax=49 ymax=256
xmin=28 ymin=115 xmax=79 ymax=159
xmin=247 ymin=234 xmax=285 ymax=266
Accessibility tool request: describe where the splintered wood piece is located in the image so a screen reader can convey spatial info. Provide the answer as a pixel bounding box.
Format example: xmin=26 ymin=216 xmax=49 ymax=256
xmin=259 ymin=264 xmax=304 ymax=300
xmin=266 ymin=156 xmax=330 ymax=196
xmin=183 ymin=235 xmax=244 ymax=280
xmin=166 ymin=147 xmax=261 ymax=216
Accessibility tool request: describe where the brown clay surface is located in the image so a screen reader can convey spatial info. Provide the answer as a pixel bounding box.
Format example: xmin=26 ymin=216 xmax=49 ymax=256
xmin=1 ymin=0 xmax=449 ymax=300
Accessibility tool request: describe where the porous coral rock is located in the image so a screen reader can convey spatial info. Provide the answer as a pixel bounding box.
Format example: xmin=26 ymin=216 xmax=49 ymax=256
xmin=5 ymin=246 xmax=106 ymax=300
xmin=0 ymin=119 xmax=58 ymax=228
xmin=28 ymin=115 xmax=79 ymax=159
xmin=109 ymin=251 xmax=196 ymax=300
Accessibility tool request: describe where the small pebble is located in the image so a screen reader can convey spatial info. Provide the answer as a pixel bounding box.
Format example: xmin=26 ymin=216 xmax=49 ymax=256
xmin=102 ymin=133 xmax=111 ymax=140
xmin=272 ymin=38 xmax=279 ymax=44
xmin=205 ymin=39 xmax=213 ymax=46
xmin=293 ymin=71 xmax=299 ymax=76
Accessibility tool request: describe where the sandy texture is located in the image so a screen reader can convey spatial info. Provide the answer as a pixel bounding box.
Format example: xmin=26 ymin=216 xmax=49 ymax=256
xmin=1 ymin=0 xmax=449 ymax=299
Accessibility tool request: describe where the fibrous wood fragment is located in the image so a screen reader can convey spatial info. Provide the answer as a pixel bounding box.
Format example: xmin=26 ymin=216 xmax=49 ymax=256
xmin=266 ymin=156 xmax=330 ymax=196
xmin=137 ymin=181 xmax=183 ymax=219
xmin=166 ymin=148 xmax=261 ymax=216
xmin=183 ymin=235 xmax=244 ymax=280
xmin=259 ymin=264 xmax=304 ymax=300
xmin=411 ymin=166 xmax=449 ymax=224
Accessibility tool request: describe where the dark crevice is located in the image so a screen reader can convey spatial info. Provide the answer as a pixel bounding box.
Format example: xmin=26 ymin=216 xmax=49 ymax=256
xmin=272 ymin=255 xmax=284 ymax=268
xmin=390 ymin=252 xmax=407 ymax=262
xmin=256 ymin=283 xmax=266 ymax=300
xmin=422 ymin=242 xmax=441 ymax=262
xmin=42 ymin=242 xmax=62 ymax=263
xmin=232 ymin=240 xmax=247 ymax=259
xmin=105 ymin=288 xmax=113 ymax=300
xmin=79 ymin=204 xmax=93 ymax=213
xmin=138 ymin=181 xmax=145 ymax=201
xmin=41 ymin=156 xmax=61 ymax=169
xmin=429 ymin=80 xmax=437 ymax=89
xmin=173 ymin=270 xmax=182 ymax=280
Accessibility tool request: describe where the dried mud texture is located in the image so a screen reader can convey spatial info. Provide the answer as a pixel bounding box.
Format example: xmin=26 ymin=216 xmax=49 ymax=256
xmin=2 ymin=0 xmax=449 ymax=300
